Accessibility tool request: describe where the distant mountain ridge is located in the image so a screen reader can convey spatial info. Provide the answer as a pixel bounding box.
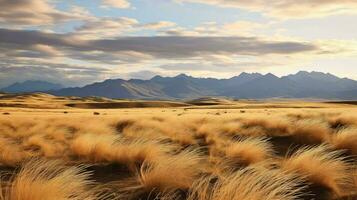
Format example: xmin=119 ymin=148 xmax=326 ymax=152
xmin=48 ymin=71 xmax=357 ymax=100
xmin=1 ymin=80 xmax=63 ymax=93
xmin=3 ymin=71 xmax=357 ymax=100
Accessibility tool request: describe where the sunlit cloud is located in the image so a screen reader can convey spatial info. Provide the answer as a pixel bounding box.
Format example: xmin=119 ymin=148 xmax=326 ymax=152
xmin=0 ymin=0 xmax=90 ymax=26
xmin=0 ymin=0 xmax=357 ymax=86
xmin=162 ymin=21 xmax=267 ymax=36
xmin=101 ymin=0 xmax=131 ymax=9
xmin=177 ymin=0 xmax=357 ymax=18
xmin=74 ymin=18 xmax=176 ymax=39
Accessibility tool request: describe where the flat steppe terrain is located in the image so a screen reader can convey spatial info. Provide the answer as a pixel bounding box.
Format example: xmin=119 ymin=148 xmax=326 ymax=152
xmin=0 ymin=93 xmax=357 ymax=200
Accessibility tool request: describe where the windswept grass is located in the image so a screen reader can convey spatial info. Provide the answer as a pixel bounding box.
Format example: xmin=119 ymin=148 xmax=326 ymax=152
xmin=224 ymin=137 xmax=274 ymax=167
xmin=71 ymin=133 xmax=121 ymax=161
xmin=187 ymin=166 xmax=303 ymax=200
xmin=71 ymin=133 xmax=175 ymax=172
xmin=331 ymin=128 xmax=357 ymax=155
xmin=0 ymin=100 xmax=356 ymax=199
xmin=139 ymin=149 xmax=205 ymax=192
xmin=281 ymin=145 xmax=353 ymax=198
xmin=289 ymin=120 xmax=331 ymax=145
xmin=0 ymin=159 xmax=103 ymax=200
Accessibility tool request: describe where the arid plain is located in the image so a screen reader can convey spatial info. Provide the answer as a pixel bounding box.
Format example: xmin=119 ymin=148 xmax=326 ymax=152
xmin=1 ymin=93 xmax=357 ymax=200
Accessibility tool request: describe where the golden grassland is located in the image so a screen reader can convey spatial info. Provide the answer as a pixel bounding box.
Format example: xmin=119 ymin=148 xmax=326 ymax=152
xmin=0 ymin=93 xmax=357 ymax=200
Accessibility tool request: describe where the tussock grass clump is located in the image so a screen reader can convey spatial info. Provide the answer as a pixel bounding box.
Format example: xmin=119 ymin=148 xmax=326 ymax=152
xmin=286 ymin=113 xmax=318 ymax=121
xmin=199 ymin=121 xmax=241 ymax=137
xmin=187 ymin=166 xmax=303 ymax=200
xmin=194 ymin=123 xmax=231 ymax=146
xmin=139 ymin=149 xmax=205 ymax=191
xmin=124 ymin=118 xmax=196 ymax=147
xmin=224 ymin=137 xmax=274 ymax=167
xmin=22 ymin=134 xmax=66 ymax=158
xmin=110 ymin=138 xmax=175 ymax=170
xmin=331 ymin=128 xmax=357 ymax=155
xmin=113 ymin=119 xmax=135 ymax=133
xmin=327 ymin=115 xmax=357 ymax=130
xmin=0 ymin=137 xmax=27 ymax=166
xmin=0 ymin=159 xmax=101 ymax=200
xmin=290 ymin=120 xmax=331 ymax=145
xmin=71 ymin=133 xmax=121 ymax=162
xmin=71 ymin=133 xmax=175 ymax=171
xmin=110 ymin=149 xmax=205 ymax=200
xmin=0 ymin=118 xmax=36 ymax=139
xmin=240 ymin=118 xmax=292 ymax=136
xmin=281 ymin=145 xmax=353 ymax=197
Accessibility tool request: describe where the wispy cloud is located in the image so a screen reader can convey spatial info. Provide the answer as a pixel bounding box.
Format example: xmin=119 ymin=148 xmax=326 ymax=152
xmin=101 ymin=0 xmax=131 ymax=9
xmin=177 ymin=0 xmax=357 ymax=18
xmin=0 ymin=0 xmax=90 ymax=26
xmin=0 ymin=28 xmax=319 ymax=60
xmin=74 ymin=17 xmax=176 ymax=39
xmin=161 ymin=21 xmax=267 ymax=36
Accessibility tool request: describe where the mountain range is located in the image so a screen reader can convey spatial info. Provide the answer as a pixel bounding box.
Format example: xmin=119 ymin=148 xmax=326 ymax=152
xmin=2 ymin=71 xmax=357 ymax=100
xmin=1 ymin=80 xmax=63 ymax=93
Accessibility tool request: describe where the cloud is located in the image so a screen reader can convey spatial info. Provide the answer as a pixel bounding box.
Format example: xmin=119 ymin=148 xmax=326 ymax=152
xmin=89 ymin=36 xmax=318 ymax=58
xmin=0 ymin=1 xmax=356 ymax=85
xmin=0 ymin=28 xmax=319 ymax=60
xmin=127 ymin=70 xmax=162 ymax=80
xmin=31 ymin=44 xmax=63 ymax=57
xmin=74 ymin=17 xmax=176 ymax=39
xmin=3 ymin=27 xmax=356 ymax=85
xmin=101 ymin=0 xmax=131 ymax=9
xmin=0 ymin=28 xmax=76 ymax=49
xmin=0 ymin=49 xmax=113 ymax=87
xmin=158 ymin=62 xmax=273 ymax=72
xmin=140 ymin=21 xmax=176 ymax=30
xmin=160 ymin=27 xmax=200 ymax=36
xmin=162 ymin=21 xmax=266 ymax=36
xmin=177 ymin=0 xmax=357 ymax=18
xmin=0 ymin=0 xmax=89 ymax=26
xmin=66 ymin=50 xmax=154 ymax=65
xmin=74 ymin=17 xmax=139 ymax=39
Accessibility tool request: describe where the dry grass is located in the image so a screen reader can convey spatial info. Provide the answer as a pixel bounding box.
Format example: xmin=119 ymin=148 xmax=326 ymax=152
xmin=187 ymin=166 xmax=303 ymax=200
xmin=331 ymin=128 xmax=357 ymax=155
xmin=289 ymin=120 xmax=331 ymax=145
xmin=0 ymin=97 xmax=357 ymax=200
xmin=224 ymin=137 xmax=274 ymax=167
xmin=0 ymin=159 xmax=102 ymax=200
xmin=71 ymin=133 xmax=121 ymax=161
xmin=139 ymin=149 xmax=205 ymax=191
xmin=0 ymin=137 xmax=27 ymax=166
xmin=281 ymin=145 xmax=353 ymax=198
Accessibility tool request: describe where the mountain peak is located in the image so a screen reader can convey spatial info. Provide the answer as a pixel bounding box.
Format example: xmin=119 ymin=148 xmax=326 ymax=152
xmin=150 ymin=75 xmax=165 ymax=82
xmin=296 ymin=71 xmax=310 ymax=75
xmin=289 ymin=70 xmax=340 ymax=82
xmin=264 ymin=73 xmax=278 ymax=79
xmin=239 ymin=72 xmax=249 ymax=76
xmin=175 ymin=73 xmax=189 ymax=78
xmin=238 ymin=72 xmax=262 ymax=77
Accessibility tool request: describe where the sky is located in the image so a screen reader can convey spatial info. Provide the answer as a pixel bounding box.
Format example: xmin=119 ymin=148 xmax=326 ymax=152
xmin=1 ymin=0 xmax=357 ymax=87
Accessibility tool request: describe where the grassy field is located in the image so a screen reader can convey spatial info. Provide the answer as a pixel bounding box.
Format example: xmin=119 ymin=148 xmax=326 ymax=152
xmin=0 ymin=93 xmax=357 ymax=200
